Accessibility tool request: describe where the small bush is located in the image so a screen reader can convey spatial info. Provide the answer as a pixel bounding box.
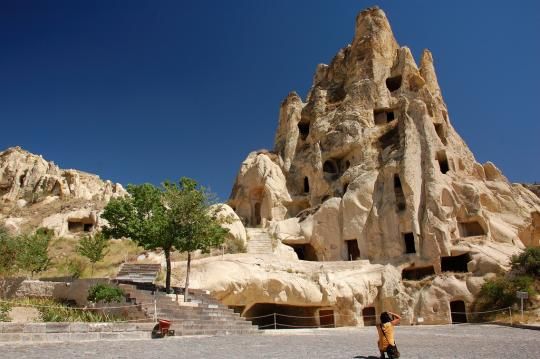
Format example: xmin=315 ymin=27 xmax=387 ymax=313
xmin=511 ymin=247 xmax=540 ymax=277
xmin=477 ymin=275 xmax=536 ymax=310
xmin=66 ymin=258 xmax=86 ymax=279
xmin=0 ymin=302 xmax=11 ymax=322
xmin=224 ymin=236 xmax=247 ymax=254
xmin=87 ymin=283 xmax=124 ymax=304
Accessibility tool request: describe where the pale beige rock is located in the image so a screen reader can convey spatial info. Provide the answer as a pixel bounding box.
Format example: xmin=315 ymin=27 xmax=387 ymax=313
xmin=221 ymin=6 xmax=540 ymax=325
xmin=0 ymin=147 xmax=126 ymax=235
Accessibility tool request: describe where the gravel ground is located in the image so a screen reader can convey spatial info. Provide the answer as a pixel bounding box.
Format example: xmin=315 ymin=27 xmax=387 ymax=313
xmin=1 ymin=324 xmax=539 ymax=359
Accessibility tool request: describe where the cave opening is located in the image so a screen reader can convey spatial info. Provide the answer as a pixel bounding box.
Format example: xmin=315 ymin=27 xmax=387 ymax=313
xmin=379 ymin=126 xmax=399 ymax=149
xmin=68 ymin=220 xmax=94 ymax=233
xmin=386 ymin=75 xmax=402 ymax=92
xmin=298 ymin=122 xmax=310 ymax=140
xmin=403 ymin=232 xmax=416 ymax=254
xmin=402 ymin=265 xmax=435 ymax=280
xmin=362 ymin=307 xmax=376 ymax=326
xmin=394 ymin=174 xmax=406 ymax=211
xmin=450 ymin=300 xmax=467 ymax=323
xmin=458 ymin=221 xmax=485 ymax=237
xmin=323 ymin=160 xmax=338 ymax=174
xmin=303 ymin=177 xmax=310 ymax=193
xmin=345 ymin=239 xmax=360 ymax=260
xmin=374 ymin=109 xmax=396 ymax=125
xmin=441 ymin=253 xmax=471 ymax=273
xmin=243 ymin=303 xmax=322 ymax=329
xmin=436 ymin=151 xmax=450 ymax=174
xmin=254 ymin=202 xmax=262 ymax=226
xmin=434 ymin=123 xmax=447 ymax=145
xmin=289 ymin=243 xmax=318 ymax=261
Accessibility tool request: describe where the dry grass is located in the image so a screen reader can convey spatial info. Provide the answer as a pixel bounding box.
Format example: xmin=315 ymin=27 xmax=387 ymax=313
xmin=39 ymin=237 xmax=145 ymax=279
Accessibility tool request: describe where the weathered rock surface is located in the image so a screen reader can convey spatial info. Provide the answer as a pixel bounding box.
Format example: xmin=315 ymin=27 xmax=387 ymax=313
xmin=188 ymin=7 xmax=540 ymax=325
xmin=0 ymin=146 xmax=126 ymax=236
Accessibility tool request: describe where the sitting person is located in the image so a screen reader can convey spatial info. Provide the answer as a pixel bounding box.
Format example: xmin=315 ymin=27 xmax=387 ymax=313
xmin=377 ymin=311 xmax=401 ymax=359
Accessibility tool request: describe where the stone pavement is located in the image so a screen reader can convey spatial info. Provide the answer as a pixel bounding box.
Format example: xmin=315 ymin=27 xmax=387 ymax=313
xmin=1 ymin=324 xmax=539 ymax=358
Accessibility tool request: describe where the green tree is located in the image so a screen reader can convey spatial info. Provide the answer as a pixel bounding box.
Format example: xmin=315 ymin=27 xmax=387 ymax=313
xmin=511 ymin=247 xmax=540 ymax=277
xmin=77 ymin=232 xmax=109 ymax=276
xmin=17 ymin=228 xmax=51 ymax=278
xmin=101 ymin=178 xmax=228 ymax=296
xmin=163 ymin=178 xmax=228 ymax=300
xmin=101 ymin=183 xmax=170 ymax=288
xmin=0 ymin=227 xmax=19 ymax=277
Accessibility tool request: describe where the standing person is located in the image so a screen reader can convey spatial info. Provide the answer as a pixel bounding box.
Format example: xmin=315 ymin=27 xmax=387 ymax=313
xmin=377 ymin=311 xmax=401 ymax=359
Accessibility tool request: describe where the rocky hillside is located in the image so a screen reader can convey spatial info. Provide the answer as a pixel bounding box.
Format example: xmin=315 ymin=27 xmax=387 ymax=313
xmin=0 ymin=146 xmax=126 ymax=236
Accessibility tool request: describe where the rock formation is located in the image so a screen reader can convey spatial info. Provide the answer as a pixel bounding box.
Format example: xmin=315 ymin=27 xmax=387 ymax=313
xmin=183 ymin=7 xmax=540 ymax=326
xmin=0 ymin=146 xmax=126 ymax=236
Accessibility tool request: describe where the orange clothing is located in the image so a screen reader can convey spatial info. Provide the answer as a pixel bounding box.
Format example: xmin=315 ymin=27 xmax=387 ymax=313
xmin=377 ymin=322 xmax=395 ymax=351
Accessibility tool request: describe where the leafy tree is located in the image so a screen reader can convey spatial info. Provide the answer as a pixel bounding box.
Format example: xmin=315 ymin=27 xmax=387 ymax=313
xmin=77 ymin=232 xmax=109 ymax=276
xmin=163 ymin=178 xmax=228 ymax=300
xmin=17 ymin=228 xmax=51 ymax=278
xmin=0 ymin=227 xmax=19 ymax=276
xmin=101 ymin=178 xmax=228 ymax=296
xmin=102 ymin=183 xmax=170 ymax=288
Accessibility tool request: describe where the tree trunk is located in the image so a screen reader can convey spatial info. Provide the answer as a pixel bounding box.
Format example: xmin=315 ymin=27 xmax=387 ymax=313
xmin=184 ymin=251 xmax=191 ymax=302
xmin=165 ymin=249 xmax=171 ymax=293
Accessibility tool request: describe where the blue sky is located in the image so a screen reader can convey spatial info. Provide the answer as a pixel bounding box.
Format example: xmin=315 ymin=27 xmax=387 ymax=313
xmin=1 ymin=1 xmax=539 ymax=200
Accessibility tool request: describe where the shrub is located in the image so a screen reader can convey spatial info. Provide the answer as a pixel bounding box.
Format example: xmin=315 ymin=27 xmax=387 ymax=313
xmin=511 ymin=247 xmax=540 ymax=277
xmin=0 ymin=302 xmax=11 ymax=322
xmin=224 ymin=236 xmax=247 ymax=254
xmin=477 ymin=275 xmax=536 ymax=310
xmin=87 ymin=283 xmax=124 ymax=304
xmin=17 ymin=228 xmax=51 ymax=278
xmin=65 ymin=258 xmax=86 ymax=279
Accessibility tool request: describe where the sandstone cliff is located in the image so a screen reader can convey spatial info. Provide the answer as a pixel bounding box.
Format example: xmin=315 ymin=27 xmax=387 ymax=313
xmin=179 ymin=7 xmax=540 ymax=326
xmin=0 ymin=146 xmax=126 ymax=236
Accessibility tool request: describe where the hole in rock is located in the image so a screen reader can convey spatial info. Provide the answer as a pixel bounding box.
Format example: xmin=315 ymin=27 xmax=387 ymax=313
xmin=323 ymin=160 xmax=338 ymax=174
xmin=68 ymin=220 xmax=94 ymax=233
xmin=374 ymin=109 xmax=396 ymax=125
xmin=289 ymin=243 xmax=318 ymax=261
xmin=394 ymin=174 xmax=406 ymax=211
xmin=319 ymin=309 xmax=335 ymax=328
xmin=441 ymin=253 xmax=471 ymax=273
xmin=379 ymin=126 xmax=399 ymax=149
xmin=434 ymin=123 xmax=447 ymax=145
xmin=345 ymin=239 xmax=360 ymax=260
xmin=403 ymin=232 xmax=416 ymax=254
xmin=343 ymin=182 xmax=349 ymax=194
xmin=362 ymin=307 xmax=376 ymax=326
xmin=450 ymin=300 xmax=467 ymax=323
xmin=386 ymin=75 xmax=402 ymax=92
xmin=458 ymin=221 xmax=485 ymax=237
xmin=436 ymin=151 xmax=450 ymax=174
xmin=303 ymin=177 xmax=310 ymax=193
xmin=19 ymin=171 xmax=27 ymax=187
xmin=298 ymin=122 xmax=310 ymax=140
xmin=328 ymin=85 xmax=346 ymax=103
xmin=244 ymin=303 xmax=322 ymax=329
xmin=254 ymin=202 xmax=262 ymax=226
xmin=402 ymin=265 xmax=435 ymax=281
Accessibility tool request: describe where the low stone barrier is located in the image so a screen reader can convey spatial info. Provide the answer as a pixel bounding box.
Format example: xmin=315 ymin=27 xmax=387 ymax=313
xmin=0 ymin=322 xmax=155 ymax=343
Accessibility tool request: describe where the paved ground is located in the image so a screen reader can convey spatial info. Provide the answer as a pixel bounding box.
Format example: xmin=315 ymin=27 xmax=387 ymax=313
xmin=1 ymin=324 xmax=539 ymax=358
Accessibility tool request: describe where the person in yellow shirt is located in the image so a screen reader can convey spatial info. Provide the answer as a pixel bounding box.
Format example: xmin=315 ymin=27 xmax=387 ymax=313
xmin=377 ymin=311 xmax=401 ymax=359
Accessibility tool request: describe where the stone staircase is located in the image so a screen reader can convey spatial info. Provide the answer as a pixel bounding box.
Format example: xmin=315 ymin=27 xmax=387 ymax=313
xmin=118 ymin=283 xmax=259 ymax=336
xmin=246 ymin=228 xmax=274 ymax=254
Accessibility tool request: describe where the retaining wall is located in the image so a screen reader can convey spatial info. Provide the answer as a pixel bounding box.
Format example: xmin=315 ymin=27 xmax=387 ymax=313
xmin=0 ymin=322 xmax=155 ymax=343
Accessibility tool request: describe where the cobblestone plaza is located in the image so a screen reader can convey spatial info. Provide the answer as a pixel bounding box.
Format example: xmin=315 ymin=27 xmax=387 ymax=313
xmin=1 ymin=324 xmax=539 ymax=358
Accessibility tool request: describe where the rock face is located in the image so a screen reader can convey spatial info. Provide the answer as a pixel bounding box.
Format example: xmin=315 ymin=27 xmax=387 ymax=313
xmin=196 ymin=7 xmax=540 ymax=326
xmin=0 ymin=146 xmax=126 ymax=236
